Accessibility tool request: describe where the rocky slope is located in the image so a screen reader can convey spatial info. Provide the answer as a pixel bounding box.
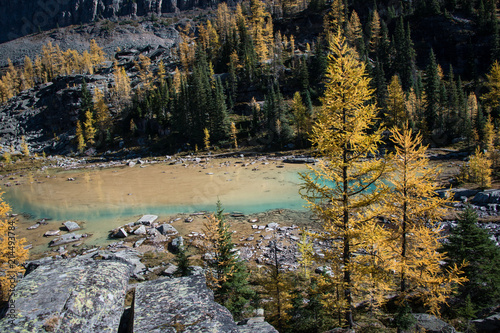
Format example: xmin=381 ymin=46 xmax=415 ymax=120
xmin=0 ymin=19 xmax=179 ymax=67
xmin=0 ymin=0 xmax=225 ymax=44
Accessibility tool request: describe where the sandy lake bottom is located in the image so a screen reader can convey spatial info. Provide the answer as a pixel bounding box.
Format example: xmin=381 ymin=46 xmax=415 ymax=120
xmin=2 ymin=158 xmax=311 ymax=253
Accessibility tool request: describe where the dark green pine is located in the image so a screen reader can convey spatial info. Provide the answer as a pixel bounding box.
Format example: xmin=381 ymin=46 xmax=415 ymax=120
xmin=441 ymin=205 xmax=500 ymax=310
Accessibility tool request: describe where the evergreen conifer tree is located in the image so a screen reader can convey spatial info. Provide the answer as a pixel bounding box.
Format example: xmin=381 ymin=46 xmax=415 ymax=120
xmin=202 ymin=200 xmax=254 ymax=319
xmin=425 ymin=49 xmax=442 ymax=133
xmin=441 ymin=205 xmax=500 ymax=310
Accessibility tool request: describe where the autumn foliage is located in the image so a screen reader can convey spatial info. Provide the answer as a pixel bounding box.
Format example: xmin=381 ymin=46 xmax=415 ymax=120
xmin=0 ymin=190 xmax=29 ymax=302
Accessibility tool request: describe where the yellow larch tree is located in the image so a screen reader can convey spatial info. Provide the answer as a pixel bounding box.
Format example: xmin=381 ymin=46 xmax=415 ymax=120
xmin=22 ymin=56 xmax=35 ymax=90
xmin=323 ymin=0 xmax=346 ymax=39
xmin=93 ymin=87 xmax=111 ymax=143
xmin=386 ymin=125 xmax=466 ymax=316
xmin=0 ymin=190 xmax=29 ymax=301
xmin=111 ymin=62 xmax=131 ymax=111
xmin=463 ymin=146 xmax=493 ymax=189
xmin=137 ymin=54 xmax=152 ymax=90
xmin=345 ymin=10 xmax=363 ymax=53
xmin=386 ymin=75 xmax=407 ymax=128
xmin=89 ymin=39 xmax=106 ymax=69
xmin=178 ymin=33 xmax=195 ymax=70
xmin=297 ymin=230 xmax=314 ymax=279
xmin=369 ymin=10 xmax=381 ymax=53
xmin=216 ymin=2 xmax=235 ymax=41
xmin=83 ymin=109 xmax=96 ymax=147
xmin=75 ymin=120 xmax=85 ymax=152
xmin=230 ymin=122 xmax=238 ymax=149
xmin=20 ymin=136 xmax=29 ymax=157
xmin=157 ymin=60 xmax=166 ymax=82
xmin=0 ymin=81 xmax=9 ymax=104
xmin=81 ymin=50 xmax=94 ymax=74
xmin=203 ymin=128 xmax=210 ymax=151
xmin=248 ymin=0 xmax=273 ymax=62
xmin=172 ymin=67 xmax=182 ymax=92
xmin=299 ymin=33 xmax=388 ymax=328
xmin=482 ymin=60 xmax=500 ymax=110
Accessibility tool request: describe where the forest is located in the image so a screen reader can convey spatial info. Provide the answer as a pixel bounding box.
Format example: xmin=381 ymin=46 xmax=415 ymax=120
xmin=1 ymin=0 xmax=500 ymax=332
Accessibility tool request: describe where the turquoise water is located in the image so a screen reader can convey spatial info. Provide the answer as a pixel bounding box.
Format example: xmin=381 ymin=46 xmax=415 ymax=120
xmin=2 ymin=165 xmax=313 ymax=252
xmin=3 ymin=190 xmax=307 ymax=222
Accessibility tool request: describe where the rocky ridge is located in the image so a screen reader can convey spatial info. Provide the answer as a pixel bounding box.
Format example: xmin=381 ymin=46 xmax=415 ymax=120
xmin=0 ymin=0 xmax=225 ymax=44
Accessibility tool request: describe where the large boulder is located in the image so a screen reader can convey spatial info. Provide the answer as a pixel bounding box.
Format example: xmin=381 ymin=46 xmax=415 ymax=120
xmin=156 ymin=223 xmax=179 ymax=236
xmin=64 ymin=221 xmax=80 ymax=232
xmin=137 ymin=215 xmax=158 ymax=226
xmin=133 ymin=275 xmax=278 ymax=333
xmin=0 ymin=256 xmax=133 ymax=332
xmin=473 ymin=190 xmax=500 ymax=204
xmin=473 ymin=311 xmax=500 ymax=332
xmin=412 ymin=313 xmax=457 ymax=333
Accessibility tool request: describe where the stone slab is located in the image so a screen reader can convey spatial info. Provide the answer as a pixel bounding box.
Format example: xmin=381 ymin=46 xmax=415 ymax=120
xmin=0 ymin=256 xmax=133 ymax=333
xmin=134 ymin=275 xmax=241 ymax=333
xmin=137 ymin=215 xmax=158 ymax=225
xmin=64 ymin=221 xmax=80 ymax=231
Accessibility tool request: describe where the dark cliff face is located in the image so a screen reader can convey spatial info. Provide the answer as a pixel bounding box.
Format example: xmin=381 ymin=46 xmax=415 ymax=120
xmin=0 ymin=0 xmax=219 ymax=43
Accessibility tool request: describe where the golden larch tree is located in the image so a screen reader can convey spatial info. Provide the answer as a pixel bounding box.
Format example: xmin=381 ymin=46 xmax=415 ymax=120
xmin=248 ymin=0 xmax=273 ymax=62
xmin=0 ymin=190 xmax=29 ymax=301
xmin=323 ymin=0 xmax=346 ymax=39
xmin=345 ymin=11 xmax=363 ymax=52
xmin=93 ymin=87 xmax=111 ymax=137
xmin=369 ymin=10 xmax=381 ymax=53
xmin=297 ymin=230 xmax=314 ymax=279
xmin=89 ymin=39 xmax=106 ymax=69
xmin=75 ymin=120 xmax=85 ymax=152
xmin=230 ymin=122 xmax=238 ymax=149
xmin=111 ymin=62 xmax=131 ymax=110
xmin=386 ymin=75 xmax=407 ymax=128
xmin=20 ymin=136 xmax=29 ymax=157
xmin=386 ymin=125 xmax=466 ymax=315
xmin=203 ymin=128 xmax=210 ymax=151
xmin=22 ymin=56 xmax=35 ymax=90
xmin=83 ymin=109 xmax=96 ymax=147
xmin=482 ymin=60 xmax=500 ymax=110
xmin=300 ymin=33 xmax=387 ymax=328
xmin=463 ymin=146 xmax=493 ymax=189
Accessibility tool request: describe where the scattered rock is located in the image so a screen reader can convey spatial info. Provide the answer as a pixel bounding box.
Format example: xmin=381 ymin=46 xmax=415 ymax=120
xmin=134 ymin=238 xmax=146 ymax=248
xmin=413 ymin=313 xmax=457 ymax=333
xmin=156 ymin=224 xmax=179 ymax=236
xmin=44 ymin=230 xmax=60 ymax=237
xmin=112 ymin=228 xmax=128 ymax=238
xmin=162 ymin=263 xmax=178 ymax=276
xmin=133 ymin=225 xmax=147 ymax=235
xmin=49 ymin=233 xmax=88 ymax=247
xmin=136 ymin=215 xmax=158 ymax=226
xmin=64 ymin=221 xmax=80 ymax=232
xmin=267 ymin=222 xmax=279 ymax=229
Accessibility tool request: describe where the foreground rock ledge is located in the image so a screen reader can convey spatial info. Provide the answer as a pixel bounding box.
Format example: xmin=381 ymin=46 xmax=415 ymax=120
xmin=134 ymin=275 xmax=277 ymax=333
xmin=0 ymin=251 xmax=277 ymax=333
xmin=0 ymin=256 xmax=133 ymax=332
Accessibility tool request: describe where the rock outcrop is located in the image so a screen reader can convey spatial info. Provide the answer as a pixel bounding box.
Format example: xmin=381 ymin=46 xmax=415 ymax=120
xmin=0 ymin=253 xmax=133 ymax=332
xmin=0 ymin=250 xmax=278 ymax=333
xmin=134 ymin=275 xmax=277 ymax=332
